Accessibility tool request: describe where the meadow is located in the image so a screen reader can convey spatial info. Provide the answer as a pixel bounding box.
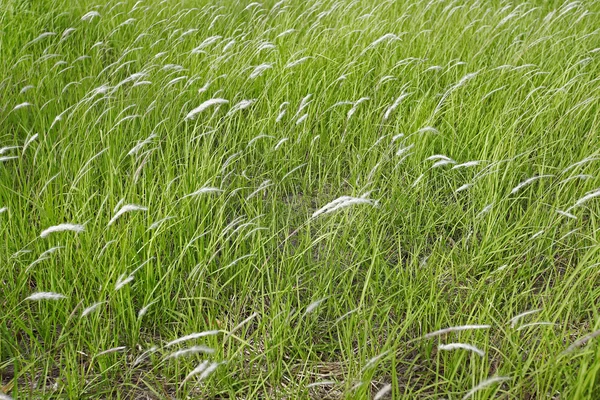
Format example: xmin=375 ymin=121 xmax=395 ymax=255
xmin=1 ymin=0 xmax=600 ymax=398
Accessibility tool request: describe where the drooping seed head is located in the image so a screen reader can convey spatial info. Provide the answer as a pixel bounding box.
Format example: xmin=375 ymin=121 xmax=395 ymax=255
xmin=26 ymin=292 xmax=67 ymax=301
xmin=40 ymin=223 xmax=85 ymax=238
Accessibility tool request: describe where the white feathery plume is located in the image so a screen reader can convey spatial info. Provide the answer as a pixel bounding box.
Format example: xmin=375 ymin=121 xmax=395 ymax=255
xmin=0 ymin=393 xmax=13 ymax=400
xmin=81 ymin=11 xmax=101 ymax=21
xmin=114 ymin=258 xmax=153 ymax=291
xmin=307 ymin=381 xmax=336 ymax=388
xmin=330 ymin=101 xmax=356 ymax=110
xmin=452 ymin=161 xmax=481 ymax=169
xmin=222 ymin=151 xmax=241 ymax=172
xmin=477 ymin=203 xmax=493 ymax=218
xmin=276 ymin=28 xmax=296 ymax=38
xmin=114 ymin=274 xmax=135 ymax=291
xmin=335 ymin=307 xmax=359 ymax=323
xmin=304 ymin=298 xmax=327 ymax=315
xmin=423 ymin=325 xmax=491 ymax=339
xmin=311 ymin=196 xmax=378 ymax=219
xmin=0 ymin=207 xmax=7 ymax=214
xmin=98 ymin=240 xmax=117 ymax=258
xmin=556 ymin=209 xmax=577 ymax=219
xmin=165 ymin=331 xmax=220 ymax=347
xmin=40 ymin=223 xmax=85 ymax=238
xmin=197 ymin=80 xmax=212 ymax=94
xmin=455 ymin=183 xmax=472 ymax=193
xmin=492 ymin=264 xmax=508 ymax=274
xmin=516 ymin=322 xmax=554 ymax=331
xmin=530 ymin=230 xmax=544 ymax=240
xmin=558 ymin=228 xmax=580 ymax=242
xmin=563 ymin=156 xmax=599 ymax=173
xmin=396 ymin=143 xmax=414 ymax=157
xmin=286 ymin=56 xmax=311 ymax=69
xmin=296 ymin=113 xmax=308 ymax=124
xmin=164 ymin=346 xmax=215 ymax=360
xmin=96 ymin=347 xmax=126 ymax=357
xmin=162 ymin=64 xmax=183 ymax=72
xmin=362 ymin=33 xmax=401 ymax=54
xmin=247 ymin=134 xmax=275 ymax=147
xmin=362 ymin=351 xmax=389 ymax=371
xmin=295 ymin=94 xmax=312 ymax=118
xmin=227 ymin=312 xmax=259 ymax=337
xmin=427 ymin=155 xmax=452 ymax=161
xmin=438 ymin=343 xmax=485 ymax=357
xmin=227 ymin=99 xmax=256 ymax=116
xmin=20 ymin=85 xmax=34 ymax=93
xmin=435 ymin=72 xmax=479 ymax=114
xmin=25 ymin=292 xmax=66 ymax=301
xmin=257 ymin=41 xmax=275 ymax=52
xmin=132 ymin=80 xmax=151 ymax=87
xmin=90 ymin=41 xmax=103 ymax=50
xmin=127 ymin=133 xmax=157 ymax=156
xmin=26 ymin=254 xmax=51 ymax=272
xmin=570 ymin=188 xmax=600 ymax=210
xmin=191 ymin=36 xmax=222 ymax=53
xmin=62 ymin=28 xmax=76 ymax=38
xmin=114 ymin=73 xmax=148 ymax=89
xmin=0 ymin=146 xmax=19 ymax=155
xmin=13 ymin=102 xmax=32 ymax=111
xmin=138 ymin=300 xmax=158 ymax=318
xmin=274 ymin=138 xmax=288 ymax=150
xmin=181 ymin=187 xmax=222 ymax=199
xmin=462 ymin=376 xmax=509 ymax=400
xmin=22 ymin=133 xmax=38 ymax=154
xmin=564 ymin=329 xmax=600 ymax=353
xmin=181 ymin=361 xmax=209 ymax=385
xmin=510 ymin=175 xmax=553 ymax=194
xmin=432 ymin=159 xmax=456 ymax=168
xmin=411 ymin=174 xmax=425 ymax=187
xmin=81 ymin=302 xmax=105 ymax=317
xmin=276 ymin=102 xmax=289 ymax=122
xmin=0 ymin=156 xmax=18 ymax=162
xmin=26 ymin=32 xmax=56 ymax=46
xmin=374 ymin=384 xmax=392 ymax=400
xmin=379 ymin=75 xmax=396 ymax=85
xmin=383 ymin=92 xmax=410 ymax=120
xmin=198 ymin=362 xmax=221 ymax=380
xmin=346 ymin=97 xmax=370 ymax=120
xmin=249 ymin=63 xmax=272 ymax=79
xmin=133 ymin=346 xmax=157 ymax=366
xmin=181 ymin=361 xmax=224 ymax=385
xmin=108 ymin=204 xmax=147 ymax=226
xmin=416 ymin=126 xmax=439 ymax=135
xmin=281 ymin=163 xmax=307 ymax=184
xmin=113 ymin=198 xmax=125 ymax=213
xmin=222 ymin=39 xmax=236 ymax=52
xmin=148 ymin=216 xmax=175 ymax=230
xmin=116 ymin=18 xmax=136 ymax=28
xmin=185 ymin=99 xmax=228 ymax=120
xmin=247 ymin=180 xmax=272 ymax=200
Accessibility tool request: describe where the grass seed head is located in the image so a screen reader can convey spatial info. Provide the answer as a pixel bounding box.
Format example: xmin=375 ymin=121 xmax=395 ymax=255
xmin=40 ymin=223 xmax=85 ymax=238
xmin=25 ymin=292 xmax=67 ymax=301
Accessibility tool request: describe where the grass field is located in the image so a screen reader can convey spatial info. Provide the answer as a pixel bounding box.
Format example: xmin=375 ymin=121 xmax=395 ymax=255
xmin=1 ymin=0 xmax=600 ymax=398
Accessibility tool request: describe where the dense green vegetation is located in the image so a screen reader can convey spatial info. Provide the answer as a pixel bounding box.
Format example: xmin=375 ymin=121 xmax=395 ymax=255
xmin=1 ymin=0 xmax=600 ymax=398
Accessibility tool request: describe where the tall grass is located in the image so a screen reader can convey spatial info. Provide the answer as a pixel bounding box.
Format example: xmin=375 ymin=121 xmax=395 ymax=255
xmin=1 ymin=0 xmax=600 ymax=398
